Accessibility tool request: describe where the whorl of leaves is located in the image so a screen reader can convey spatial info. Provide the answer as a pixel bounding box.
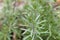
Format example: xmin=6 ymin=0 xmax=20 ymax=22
xmin=0 ymin=0 xmax=60 ymax=40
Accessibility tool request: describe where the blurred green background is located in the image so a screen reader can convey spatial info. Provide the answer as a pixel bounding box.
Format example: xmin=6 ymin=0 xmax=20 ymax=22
xmin=0 ymin=0 xmax=60 ymax=40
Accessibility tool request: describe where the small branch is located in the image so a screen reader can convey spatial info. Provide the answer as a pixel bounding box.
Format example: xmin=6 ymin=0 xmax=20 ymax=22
xmin=12 ymin=32 xmax=16 ymax=40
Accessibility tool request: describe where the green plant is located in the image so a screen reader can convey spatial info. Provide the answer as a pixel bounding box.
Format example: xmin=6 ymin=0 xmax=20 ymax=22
xmin=0 ymin=0 xmax=60 ymax=40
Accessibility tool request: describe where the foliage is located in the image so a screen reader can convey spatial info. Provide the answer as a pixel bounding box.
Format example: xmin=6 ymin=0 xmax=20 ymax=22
xmin=0 ymin=0 xmax=60 ymax=40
